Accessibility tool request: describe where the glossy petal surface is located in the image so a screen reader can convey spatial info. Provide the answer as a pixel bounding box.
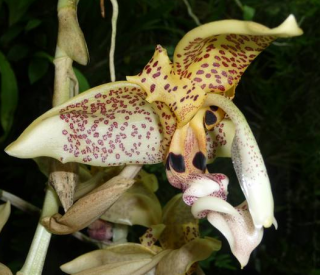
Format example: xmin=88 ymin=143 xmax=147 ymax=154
xmin=205 ymin=93 xmax=275 ymax=228
xmin=5 ymin=82 xmax=170 ymax=166
xmin=156 ymin=237 xmax=220 ymax=275
xmin=60 ymin=243 xmax=155 ymax=274
xmin=101 ymin=171 xmax=162 ymax=227
xmin=127 ymin=46 xmax=206 ymax=127
xmin=174 ymin=15 xmax=303 ymax=96
xmin=207 ymin=201 xmax=263 ymax=268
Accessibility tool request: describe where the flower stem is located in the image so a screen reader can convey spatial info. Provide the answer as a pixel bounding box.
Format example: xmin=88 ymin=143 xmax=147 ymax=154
xmin=109 ymin=0 xmax=118 ymax=82
xmin=0 ymin=189 xmax=40 ymax=215
xmin=17 ymin=186 xmax=59 ymax=275
xmin=182 ymin=0 xmax=201 ymax=26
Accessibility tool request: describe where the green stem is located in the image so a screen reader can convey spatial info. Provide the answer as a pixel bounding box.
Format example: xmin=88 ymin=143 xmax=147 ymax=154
xmin=17 ymin=186 xmax=59 ymax=275
xmin=109 ymin=0 xmax=118 ymax=82
xmin=182 ymin=0 xmax=201 ymax=26
xmin=0 ymin=189 xmax=40 ymax=215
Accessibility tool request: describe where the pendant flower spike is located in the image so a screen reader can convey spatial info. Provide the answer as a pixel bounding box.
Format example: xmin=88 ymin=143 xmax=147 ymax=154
xmin=5 ymin=15 xmax=302 ymax=267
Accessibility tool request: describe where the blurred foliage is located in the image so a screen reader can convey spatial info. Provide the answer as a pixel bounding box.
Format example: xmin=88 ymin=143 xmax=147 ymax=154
xmin=0 ymin=0 xmax=320 ymax=274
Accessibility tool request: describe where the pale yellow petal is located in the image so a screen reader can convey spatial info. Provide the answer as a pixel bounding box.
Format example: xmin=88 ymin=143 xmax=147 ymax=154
xmin=156 ymin=238 xmax=220 ymax=275
xmin=61 ymin=243 xmax=155 ymax=274
xmin=5 ymin=82 xmax=167 ymax=166
xmin=160 ymin=194 xmax=199 ymax=250
xmin=101 ymin=181 xmax=162 ymax=227
xmin=0 ymin=201 xmax=11 ymax=232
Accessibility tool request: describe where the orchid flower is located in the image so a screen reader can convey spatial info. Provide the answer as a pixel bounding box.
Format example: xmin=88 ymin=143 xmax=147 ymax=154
xmin=5 ymin=16 xmax=302 ymax=267
xmin=60 ymin=194 xmax=220 ymax=275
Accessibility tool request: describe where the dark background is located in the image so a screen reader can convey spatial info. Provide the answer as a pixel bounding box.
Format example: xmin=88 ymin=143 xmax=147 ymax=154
xmin=0 ymin=0 xmax=319 ymax=274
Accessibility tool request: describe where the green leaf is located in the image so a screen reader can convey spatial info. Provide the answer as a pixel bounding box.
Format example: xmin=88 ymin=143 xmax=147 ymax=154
xmin=7 ymin=44 xmax=29 ymax=62
xmin=4 ymin=0 xmax=37 ymax=25
xmin=243 ymin=5 xmax=255 ymax=21
xmin=25 ymin=19 xmax=42 ymax=32
xmin=310 ymin=269 xmax=320 ymax=275
xmin=73 ymin=67 xmax=90 ymax=93
xmin=0 ymin=51 xmax=18 ymax=141
xmin=34 ymin=51 xmax=54 ymax=63
xmin=28 ymin=57 xmax=49 ymax=84
xmin=0 ymin=24 xmax=24 ymax=45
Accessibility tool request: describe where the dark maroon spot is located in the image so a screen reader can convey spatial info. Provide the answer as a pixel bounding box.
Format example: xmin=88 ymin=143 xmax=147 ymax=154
xmin=196 ymin=70 xmax=204 ymax=75
xmin=164 ymin=84 xmax=170 ymax=90
xmin=168 ymin=152 xmax=185 ymax=173
xmin=173 ymin=86 xmax=178 ymax=91
xmin=210 ymin=105 xmax=219 ymax=111
xmin=218 ymin=85 xmax=225 ymax=91
xmin=152 ymin=72 xmax=161 ymax=78
xmin=150 ymin=84 xmax=156 ymax=92
xmin=205 ymin=110 xmax=217 ymax=125
xmin=192 ymin=151 xmax=206 ymax=171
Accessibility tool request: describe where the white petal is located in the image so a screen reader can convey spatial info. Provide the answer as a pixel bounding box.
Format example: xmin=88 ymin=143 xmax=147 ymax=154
xmin=207 ymin=201 xmax=263 ymax=268
xmin=183 ymin=177 xmax=220 ymax=198
xmin=191 ymin=197 xmax=240 ymax=218
xmin=205 ymin=93 xmax=275 ymax=228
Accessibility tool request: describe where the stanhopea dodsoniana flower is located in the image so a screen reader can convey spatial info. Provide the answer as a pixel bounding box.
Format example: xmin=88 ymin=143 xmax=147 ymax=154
xmin=5 ymin=15 xmax=302 ymax=267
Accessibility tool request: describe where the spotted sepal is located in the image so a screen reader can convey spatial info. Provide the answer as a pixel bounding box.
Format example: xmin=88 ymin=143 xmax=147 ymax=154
xmin=159 ymin=194 xmax=199 ymax=250
xmin=174 ymin=15 xmax=303 ymax=96
xmin=127 ymin=45 xmax=206 ymax=127
xmin=5 ymin=82 xmax=172 ymax=167
xmin=140 ymin=224 xmax=166 ymax=253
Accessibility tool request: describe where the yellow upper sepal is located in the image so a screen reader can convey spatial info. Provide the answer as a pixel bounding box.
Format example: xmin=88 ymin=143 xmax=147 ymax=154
xmin=127 ymin=46 xmax=206 ymax=127
xmin=173 ymin=15 xmax=303 ymax=96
